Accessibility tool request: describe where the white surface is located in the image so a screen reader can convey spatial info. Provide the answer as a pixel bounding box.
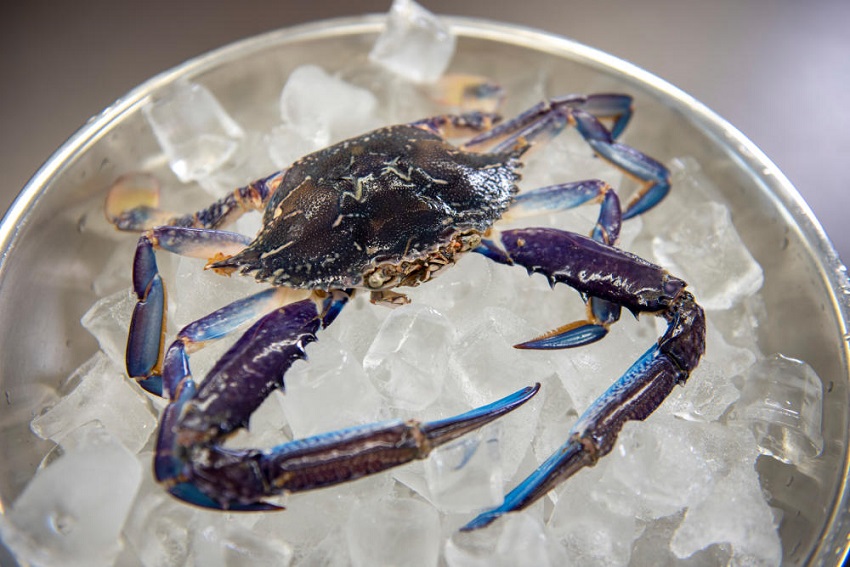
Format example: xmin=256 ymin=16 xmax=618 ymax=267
xmin=3 ymin=0 xmax=848 ymax=262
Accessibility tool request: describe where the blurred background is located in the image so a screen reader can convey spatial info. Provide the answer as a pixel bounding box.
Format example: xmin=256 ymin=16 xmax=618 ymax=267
xmin=3 ymin=0 xmax=849 ymax=261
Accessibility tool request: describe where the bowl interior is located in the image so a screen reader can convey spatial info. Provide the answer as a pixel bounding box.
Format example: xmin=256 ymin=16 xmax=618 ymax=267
xmin=1 ymin=15 xmax=847 ymax=565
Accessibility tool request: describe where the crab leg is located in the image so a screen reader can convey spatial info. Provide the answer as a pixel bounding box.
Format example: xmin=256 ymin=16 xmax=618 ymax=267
xmin=482 ymin=182 xmax=624 ymax=348
xmin=154 ymin=290 xmax=540 ymax=510
xmin=462 ymin=97 xmax=669 ymax=219
xmin=410 ymin=112 xmax=502 ymax=138
xmin=464 ymin=227 xmax=705 ymax=530
xmin=127 ymin=225 xmax=281 ymax=394
xmin=107 ymin=170 xmax=284 ymax=231
xmin=510 ymin=179 xmax=622 ymax=244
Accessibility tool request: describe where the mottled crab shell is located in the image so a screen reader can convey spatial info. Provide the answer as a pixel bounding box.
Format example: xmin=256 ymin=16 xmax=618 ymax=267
xmin=214 ymin=124 xmax=522 ymax=290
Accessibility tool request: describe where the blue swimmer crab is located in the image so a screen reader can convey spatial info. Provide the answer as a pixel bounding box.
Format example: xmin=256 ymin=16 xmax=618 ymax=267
xmin=106 ymin=91 xmax=705 ymax=531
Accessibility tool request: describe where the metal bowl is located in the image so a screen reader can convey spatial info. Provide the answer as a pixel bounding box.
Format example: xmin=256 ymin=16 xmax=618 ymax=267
xmin=1 ymin=15 xmax=847 ymax=565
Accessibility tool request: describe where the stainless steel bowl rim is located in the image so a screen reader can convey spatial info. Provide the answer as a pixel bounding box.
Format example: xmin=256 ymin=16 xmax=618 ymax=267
xmin=1 ymin=14 xmax=847 ymax=565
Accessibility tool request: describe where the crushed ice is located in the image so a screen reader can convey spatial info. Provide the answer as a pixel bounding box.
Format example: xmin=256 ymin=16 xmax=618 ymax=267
xmin=2 ymin=1 xmax=820 ymax=565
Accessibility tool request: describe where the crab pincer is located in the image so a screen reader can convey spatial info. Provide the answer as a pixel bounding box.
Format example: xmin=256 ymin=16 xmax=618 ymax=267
xmin=151 ymin=290 xmax=539 ymax=510
xmin=463 ymin=228 xmax=705 ymax=530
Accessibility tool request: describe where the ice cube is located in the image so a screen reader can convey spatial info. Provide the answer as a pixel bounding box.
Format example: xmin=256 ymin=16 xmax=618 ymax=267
xmin=0 ymin=424 xmax=143 ymax=567
xmin=197 ymin=130 xmax=276 ymax=197
xmin=726 ymin=353 xmax=824 ymax=464
xmin=449 ymin=306 xmax=552 ymax=407
xmin=447 ymin=307 xmax=546 ymax=479
xmin=346 ymin=497 xmax=441 ymax=567
xmin=253 ymin=474 xmax=391 ymax=563
xmin=31 ymin=352 xmax=157 ymax=454
xmin=604 ymin=418 xmax=715 ymax=520
xmin=144 ymin=81 xmax=245 ymax=183
xmin=279 ymin=64 xmax=379 ymax=149
xmin=193 ymin=521 xmax=294 ymax=567
xmin=642 ymin=419 xmax=782 ymax=565
xmin=123 ymin=453 xmax=195 ymax=567
xmin=547 ymin=463 xmax=638 ymax=567
xmin=424 ymin=422 xmax=503 ymax=513
xmin=80 ymin=287 xmax=135 ymax=368
xmin=652 ymin=201 xmax=764 ymax=310
xmin=295 ymin=529 xmax=349 ymax=567
xmin=369 ymin=0 xmax=456 ymax=83
xmin=671 ymin=465 xmax=781 ymax=565
xmin=279 ymin=337 xmax=384 ymax=439
xmin=266 ymin=123 xmax=325 ymax=170
xmin=323 ymin=295 xmax=390 ymax=361
xmin=629 ymin=513 xmax=732 ymax=566
xmin=363 ymin=303 xmax=454 ymax=410
xmin=531 ymin=374 xmax=579 ymax=462
xmin=445 ymin=511 xmax=554 ymax=567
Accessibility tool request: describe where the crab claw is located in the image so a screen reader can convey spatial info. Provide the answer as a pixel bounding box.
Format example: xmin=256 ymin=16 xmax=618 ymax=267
xmin=514 ymin=321 xmax=608 ymax=349
xmin=160 ymin=379 xmax=541 ymax=511
xmin=152 ymin=286 xmax=541 ymax=511
xmin=465 ymin=228 xmax=705 ymax=531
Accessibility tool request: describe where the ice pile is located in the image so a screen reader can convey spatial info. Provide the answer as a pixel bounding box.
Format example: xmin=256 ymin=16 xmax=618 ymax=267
xmin=1 ymin=2 xmax=826 ymax=565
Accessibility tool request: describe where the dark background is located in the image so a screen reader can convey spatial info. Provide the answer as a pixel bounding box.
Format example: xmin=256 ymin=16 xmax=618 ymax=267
xmin=3 ymin=0 xmax=848 ymax=261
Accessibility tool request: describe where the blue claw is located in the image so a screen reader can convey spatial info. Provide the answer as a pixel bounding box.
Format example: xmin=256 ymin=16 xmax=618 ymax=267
xmin=421 ymin=383 xmax=540 ymax=445
xmin=167 ymin=483 xmax=283 ymax=512
xmin=158 ymin=383 xmax=539 ymax=510
xmin=515 ymin=323 xmax=608 ymax=349
xmin=461 ymin=439 xmax=586 ymax=531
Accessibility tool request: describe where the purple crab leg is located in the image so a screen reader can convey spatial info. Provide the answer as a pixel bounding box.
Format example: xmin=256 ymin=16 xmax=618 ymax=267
xmin=512 ymin=180 xmax=612 ymax=217
xmin=464 ymin=227 xmax=705 ymax=530
xmin=511 ymin=179 xmax=622 ymax=245
xmin=462 ymin=94 xmax=630 ymax=151
xmin=462 ymin=96 xmax=669 ymax=219
xmin=571 ymin=110 xmax=670 ymax=219
xmin=154 ymin=290 xmax=540 ymax=510
xmin=564 ymin=93 xmax=633 ymax=139
xmin=187 ymin=383 xmax=541 ymax=509
xmin=108 ymin=170 xmax=284 ymax=231
xmin=126 ymin=226 xmax=263 ymax=393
